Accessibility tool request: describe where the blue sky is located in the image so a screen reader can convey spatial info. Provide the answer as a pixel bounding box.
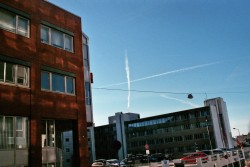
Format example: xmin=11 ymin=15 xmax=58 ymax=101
xmin=49 ymin=0 xmax=250 ymax=137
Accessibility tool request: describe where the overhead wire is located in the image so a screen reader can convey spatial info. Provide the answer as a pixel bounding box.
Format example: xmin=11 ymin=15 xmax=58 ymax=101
xmin=92 ymin=87 xmax=250 ymax=95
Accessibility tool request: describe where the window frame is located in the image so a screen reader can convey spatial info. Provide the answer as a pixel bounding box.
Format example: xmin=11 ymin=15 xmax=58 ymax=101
xmin=0 ymin=60 xmax=30 ymax=87
xmin=40 ymin=25 xmax=74 ymax=52
xmin=0 ymin=7 xmax=30 ymax=37
xmin=41 ymin=70 xmax=75 ymax=95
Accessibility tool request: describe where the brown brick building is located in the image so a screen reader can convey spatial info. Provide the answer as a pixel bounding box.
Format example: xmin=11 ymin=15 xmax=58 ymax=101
xmin=0 ymin=0 xmax=89 ymax=166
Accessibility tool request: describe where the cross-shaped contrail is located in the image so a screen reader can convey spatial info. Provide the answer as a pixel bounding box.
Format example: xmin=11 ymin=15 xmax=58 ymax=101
xmin=161 ymin=94 xmax=200 ymax=108
xmin=99 ymin=61 xmax=221 ymax=88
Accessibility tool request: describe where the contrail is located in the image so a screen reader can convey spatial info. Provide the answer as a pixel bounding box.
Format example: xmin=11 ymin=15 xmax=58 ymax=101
xmin=99 ymin=61 xmax=220 ymax=88
xmin=125 ymin=51 xmax=131 ymax=112
xmin=161 ymin=95 xmax=200 ymax=108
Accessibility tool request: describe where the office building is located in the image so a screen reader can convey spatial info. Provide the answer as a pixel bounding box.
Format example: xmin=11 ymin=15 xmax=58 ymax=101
xmin=0 ymin=0 xmax=89 ymax=166
xmin=94 ymin=97 xmax=233 ymax=160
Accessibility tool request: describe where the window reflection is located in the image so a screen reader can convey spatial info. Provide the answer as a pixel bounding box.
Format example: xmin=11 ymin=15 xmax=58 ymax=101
xmin=42 ymin=120 xmax=74 ymax=167
xmin=52 ymin=73 xmax=64 ymax=93
xmin=41 ymin=70 xmax=75 ymax=95
xmin=41 ymin=71 xmax=50 ymax=90
xmin=0 ymin=8 xmax=29 ymax=37
xmin=0 ymin=116 xmax=29 ymax=166
xmin=40 ymin=25 xmax=73 ymax=52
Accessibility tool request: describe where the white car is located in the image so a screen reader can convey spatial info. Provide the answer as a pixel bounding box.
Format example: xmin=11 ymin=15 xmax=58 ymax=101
xmin=92 ymin=159 xmax=110 ymax=167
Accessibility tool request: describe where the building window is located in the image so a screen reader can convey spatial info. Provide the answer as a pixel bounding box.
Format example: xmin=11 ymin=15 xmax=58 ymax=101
xmin=185 ymin=135 xmax=193 ymax=141
xmin=183 ymin=124 xmax=190 ymax=130
xmin=0 ymin=60 xmax=29 ymax=87
xmin=174 ymin=136 xmax=183 ymax=142
xmin=165 ymin=137 xmax=173 ymax=143
xmin=41 ymin=25 xmax=73 ymax=52
xmin=0 ymin=116 xmax=29 ymax=166
xmin=85 ymin=82 xmax=91 ymax=105
xmin=0 ymin=8 xmax=29 ymax=37
xmin=194 ymin=133 xmax=204 ymax=139
xmin=41 ymin=71 xmax=75 ymax=95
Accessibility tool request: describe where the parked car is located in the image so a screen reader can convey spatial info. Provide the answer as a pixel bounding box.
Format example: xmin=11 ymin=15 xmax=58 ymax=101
xmin=149 ymin=153 xmax=166 ymax=162
xmin=120 ymin=158 xmax=133 ymax=167
xmin=92 ymin=159 xmax=110 ymax=167
xmin=107 ymin=159 xmax=120 ymax=167
xmin=180 ymin=152 xmax=208 ymax=164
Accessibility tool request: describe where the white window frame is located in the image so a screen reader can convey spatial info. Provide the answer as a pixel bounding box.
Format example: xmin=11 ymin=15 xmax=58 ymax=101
xmin=41 ymin=25 xmax=73 ymax=52
xmin=0 ymin=61 xmax=30 ymax=87
xmin=41 ymin=71 xmax=75 ymax=95
xmin=0 ymin=8 xmax=30 ymax=37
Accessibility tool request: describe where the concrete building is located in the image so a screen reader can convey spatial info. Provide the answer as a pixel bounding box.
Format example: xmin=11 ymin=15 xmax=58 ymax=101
xmin=108 ymin=112 xmax=140 ymax=124
xmin=0 ymin=0 xmax=89 ymax=166
xmin=94 ymin=97 xmax=233 ymax=160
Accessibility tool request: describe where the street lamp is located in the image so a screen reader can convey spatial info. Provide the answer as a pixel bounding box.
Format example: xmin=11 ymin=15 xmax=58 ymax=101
xmin=187 ymin=93 xmax=193 ymax=99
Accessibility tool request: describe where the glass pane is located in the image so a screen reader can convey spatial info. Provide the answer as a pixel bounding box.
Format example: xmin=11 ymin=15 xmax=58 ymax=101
xmin=52 ymin=73 xmax=65 ymax=93
xmin=16 ymin=117 xmax=23 ymax=131
xmin=51 ymin=29 xmax=63 ymax=48
xmin=41 ymin=120 xmax=47 ymax=147
xmin=0 ymin=61 xmax=4 ymax=81
xmin=83 ymin=45 xmax=89 ymax=66
xmin=47 ymin=120 xmax=55 ymax=147
xmin=0 ymin=116 xmax=3 ymax=149
xmin=85 ymin=82 xmax=91 ymax=105
xmin=0 ymin=8 xmax=16 ymax=32
xmin=41 ymin=26 xmax=49 ymax=43
xmin=16 ymin=117 xmax=29 ymax=149
xmin=17 ymin=65 xmax=29 ymax=86
xmin=64 ymin=35 xmax=73 ymax=52
xmin=17 ymin=16 xmax=29 ymax=37
xmin=41 ymin=71 xmax=50 ymax=90
xmin=66 ymin=77 xmax=74 ymax=94
xmin=5 ymin=117 xmax=14 ymax=149
xmin=5 ymin=63 xmax=15 ymax=83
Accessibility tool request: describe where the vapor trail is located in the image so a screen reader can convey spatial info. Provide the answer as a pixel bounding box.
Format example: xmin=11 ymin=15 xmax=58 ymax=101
xmin=161 ymin=95 xmax=200 ymax=108
xmin=132 ymin=61 xmax=219 ymax=82
xmin=125 ymin=51 xmax=131 ymax=112
xmin=100 ymin=61 xmax=220 ymax=88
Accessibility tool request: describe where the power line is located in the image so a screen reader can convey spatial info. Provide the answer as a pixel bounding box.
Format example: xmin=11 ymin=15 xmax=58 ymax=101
xmin=93 ymin=87 xmax=250 ymax=95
